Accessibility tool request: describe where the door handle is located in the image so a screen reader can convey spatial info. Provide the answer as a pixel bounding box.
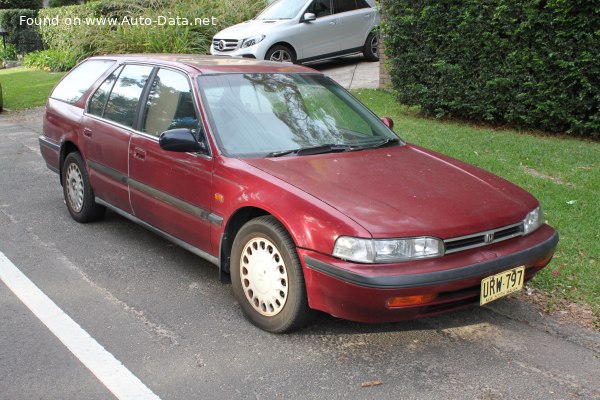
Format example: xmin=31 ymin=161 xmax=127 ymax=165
xmin=83 ymin=128 xmax=92 ymax=138
xmin=133 ymin=148 xmax=146 ymax=161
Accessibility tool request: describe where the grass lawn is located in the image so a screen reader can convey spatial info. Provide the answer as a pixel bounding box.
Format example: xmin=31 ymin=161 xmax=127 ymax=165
xmin=0 ymin=67 xmax=65 ymax=110
xmin=354 ymin=89 xmax=599 ymax=324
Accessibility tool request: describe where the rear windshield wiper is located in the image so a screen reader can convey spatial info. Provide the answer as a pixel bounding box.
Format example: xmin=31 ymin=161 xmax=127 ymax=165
xmin=267 ymin=144 xmax=352 ymax=157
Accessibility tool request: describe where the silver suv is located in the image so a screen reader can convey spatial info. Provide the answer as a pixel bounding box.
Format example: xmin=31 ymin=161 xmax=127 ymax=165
xmin=210 ymin=0 xmax=380 ymax=63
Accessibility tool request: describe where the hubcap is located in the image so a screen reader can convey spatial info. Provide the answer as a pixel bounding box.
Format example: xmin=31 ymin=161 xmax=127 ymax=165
xmin=66 ymin=163 xmax=84 ymax=213
xmin=269 ymin=50 xmax=292 ymax=63
xmin=240 ymin=237 xmax=289 ymax=316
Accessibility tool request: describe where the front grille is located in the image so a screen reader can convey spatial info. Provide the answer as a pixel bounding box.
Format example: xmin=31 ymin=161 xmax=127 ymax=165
xmin=444 ymin=222 xmax=524 ymax=254
xmin=212 ymin=39 xmax=240 ymax=52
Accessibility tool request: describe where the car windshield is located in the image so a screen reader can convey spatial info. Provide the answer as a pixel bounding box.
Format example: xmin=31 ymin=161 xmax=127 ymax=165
xmin=197 ymin=73 xmax=402 ymax=158
xmin=256 ymin=0 xmax=307 ymax=20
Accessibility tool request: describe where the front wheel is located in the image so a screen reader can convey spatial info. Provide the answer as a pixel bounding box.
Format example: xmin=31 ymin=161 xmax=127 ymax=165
xmin=231 ymin=216 xmax=311 ymax=333
xmin=62 ymin=152 xmax=105 ymax=222
xmin=363 ymin=32 xmax=380 ymax=62
xmin=265 ymin=45 xmax=295 ymax=64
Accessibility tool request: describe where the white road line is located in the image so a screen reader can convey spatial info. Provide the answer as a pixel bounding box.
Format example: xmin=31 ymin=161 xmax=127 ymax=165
xmin=0 ymin=251 xmax=161 ymax=400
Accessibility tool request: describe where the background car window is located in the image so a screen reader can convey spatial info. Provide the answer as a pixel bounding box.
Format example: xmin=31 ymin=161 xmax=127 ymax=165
xmin=332 ymin=0 xmax=357 ymax=13
xmin=356 ymin=0 xmax=370 ymax=8
xmin=51 ymin=60 xmax=115 ymax=104
xmin=103 ymin=65 xmax=153 ymax=128
xmin=256 ymin=0 xmax=307 ymax=20
xmin=306 ymin=0 xmax=332 ymax=17
xmin=87 ymin=67 xmax=122 ymax=117
xmin=142 ymin=69 xmax=199 ymax=137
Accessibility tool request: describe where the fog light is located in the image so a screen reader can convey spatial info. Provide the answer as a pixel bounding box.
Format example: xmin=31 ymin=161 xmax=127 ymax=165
xmin=386 ymin=294 xmax=437 ymax=308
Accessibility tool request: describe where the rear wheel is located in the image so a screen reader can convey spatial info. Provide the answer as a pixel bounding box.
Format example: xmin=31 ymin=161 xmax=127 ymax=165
xmin=62 ymin=152 xmax=105 ymax=222
xmin=265 ymin=45 xmax=295 ymax=63
xmin=363 ymin=32 xmax=380 ymax=61
xmin=231 ymin=216 xmax=311 ymax=333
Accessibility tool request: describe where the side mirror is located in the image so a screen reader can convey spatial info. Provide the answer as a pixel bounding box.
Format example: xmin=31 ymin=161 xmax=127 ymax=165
xmin=303 ymin=12 xmax=316 ymax=22
xmin=159 ymin=128 xmax=201 ymax=153
xmin=381 ymin=117 xmax=394 ymax=129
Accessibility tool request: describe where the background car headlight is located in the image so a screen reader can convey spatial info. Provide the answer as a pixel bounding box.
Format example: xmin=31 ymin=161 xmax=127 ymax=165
xmin=332 ymin=236 xmax=444 ymax=263
xmin=241 ymin=35 xmax=265 ymax=49
xmin=523 ymin=206 xmax=543 ymax=235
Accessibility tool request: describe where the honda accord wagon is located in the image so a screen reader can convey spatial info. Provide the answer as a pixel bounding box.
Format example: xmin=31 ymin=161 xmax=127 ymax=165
xmin=39 ymin=55 xmax=558 ymax=332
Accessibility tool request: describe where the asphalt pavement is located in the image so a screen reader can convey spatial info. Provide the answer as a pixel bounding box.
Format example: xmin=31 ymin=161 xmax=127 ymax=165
xmin=0 ymin=83 xmax=599 ymax=399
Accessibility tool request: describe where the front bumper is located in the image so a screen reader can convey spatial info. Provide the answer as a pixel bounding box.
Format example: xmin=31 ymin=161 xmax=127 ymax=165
xmin=210 ymin=43 xmax=267 ymax=60
xmin=300 ymin=224 xmax=558 ymax=323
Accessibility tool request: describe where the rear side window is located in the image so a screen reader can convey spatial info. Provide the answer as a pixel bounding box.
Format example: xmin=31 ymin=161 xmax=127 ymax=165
xmin=333 ymin=0 xmax=360 ymax=13
xmin=102 ymin=65 xmax=154 ymax=128
xmin=51 ymin=60 xmax=115 ymax=104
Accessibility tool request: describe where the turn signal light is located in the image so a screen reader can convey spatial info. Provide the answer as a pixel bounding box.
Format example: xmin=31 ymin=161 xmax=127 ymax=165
xmin=386 ymin=294 xmax=437 ymax=308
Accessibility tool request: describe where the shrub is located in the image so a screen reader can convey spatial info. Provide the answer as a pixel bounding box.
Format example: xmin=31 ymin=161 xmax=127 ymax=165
xmin=0 ymin=8 xmax=42 ymax=53
xmin=37 ymin=0 xmax=267 ymax=56
xmin=383 ymin=0 xmax=600 ymax=138
xmin=0 ymin=0 xmax=40 ymax=10
xmin=0 ymin=42 xmax=17 ymax=61
xmin=23 ymin=47 xmax=83 ymax=71
xmin=49 ymin=0 xmax=81 ymax=7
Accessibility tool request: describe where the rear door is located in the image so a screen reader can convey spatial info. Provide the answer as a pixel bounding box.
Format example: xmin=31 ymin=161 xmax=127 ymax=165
xmin=83 ymin=64 xmax=154 ymax=213
xmin=128 ymin=67 xmax=214 ymax=254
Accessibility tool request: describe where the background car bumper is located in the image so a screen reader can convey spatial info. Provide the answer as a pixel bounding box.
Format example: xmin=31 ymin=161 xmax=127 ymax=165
xmin=300 ymin=225 xmax=558 ymax=323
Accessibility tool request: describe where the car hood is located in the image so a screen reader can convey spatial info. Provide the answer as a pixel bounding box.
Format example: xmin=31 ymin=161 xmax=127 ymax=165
xmin=242 ymin=145 xmax=537 ymax=238
xmin=214 ymin=19 xmax=291 ymax=39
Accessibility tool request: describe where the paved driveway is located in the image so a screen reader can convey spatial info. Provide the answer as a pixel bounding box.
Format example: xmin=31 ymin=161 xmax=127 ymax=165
xmin=0 ymin=109 xmax=599 ymax=400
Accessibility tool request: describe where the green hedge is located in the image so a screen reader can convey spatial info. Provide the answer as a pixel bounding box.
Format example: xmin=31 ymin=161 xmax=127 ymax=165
xmin=0 ymin=8 xmax=42 ymax=53
xmin=0 ymin=0 xmax=40 ymax=10
xmin=383 ymin=0 xmax=600 ymax=138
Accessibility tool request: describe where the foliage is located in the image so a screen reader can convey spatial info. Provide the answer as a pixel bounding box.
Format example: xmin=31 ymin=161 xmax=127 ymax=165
xmin=0 ymin=42 xmax=17 ymax=60
xmin=0 ymin=0 xmax=40 ymax=10
xmin=383 ymin=0 xmax=600 ymax=138
xmin=49 ymin=0 xmax=81 ymax=7
xmin=23 ymin=47 xmax=83 ymax=71
xmin=38 ymin=0 xmax=266 ymax=56
xmin=0 ymin=8 xmax=43 ymax=53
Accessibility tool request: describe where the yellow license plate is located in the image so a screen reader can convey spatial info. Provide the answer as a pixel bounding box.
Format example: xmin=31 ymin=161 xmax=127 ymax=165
xmin=480 ymin=266 xmax=525 ymax=305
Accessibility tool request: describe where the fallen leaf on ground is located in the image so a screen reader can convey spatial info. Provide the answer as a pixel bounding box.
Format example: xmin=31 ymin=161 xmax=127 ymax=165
xmin=361 ymin=380 xmax=383 ymax=388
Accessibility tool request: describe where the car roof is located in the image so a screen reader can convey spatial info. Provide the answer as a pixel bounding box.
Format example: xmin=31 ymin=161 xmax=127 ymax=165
xmin=88 ymin=54 xmax=319 ymax=75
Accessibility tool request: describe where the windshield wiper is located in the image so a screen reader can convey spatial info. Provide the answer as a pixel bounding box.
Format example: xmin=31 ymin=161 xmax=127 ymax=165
xmin=267 ymin=144 xmax=352 ymax=157
xmin=354 ymin=138 xmax=401 ymax=150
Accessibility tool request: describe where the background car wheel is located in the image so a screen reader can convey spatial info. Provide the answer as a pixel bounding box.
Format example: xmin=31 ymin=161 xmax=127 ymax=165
xmin=265 ymin=45 xmax=296 ymax=63
xmin=363 ymin=32 xmax=380 ymax=61
xmin=231 ymin=216 xmax=311 ymax=333
xmin=62 ymin=152 xmax=105 ymax=223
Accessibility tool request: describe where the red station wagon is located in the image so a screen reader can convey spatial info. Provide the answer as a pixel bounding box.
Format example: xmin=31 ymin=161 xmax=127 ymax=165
xmin=39 ymin=55 xmax=558 ymax=332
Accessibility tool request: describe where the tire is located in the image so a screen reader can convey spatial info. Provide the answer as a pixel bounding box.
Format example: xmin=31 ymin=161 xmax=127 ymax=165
xmin=231 ymin=216 xmax=311 ymax=333
xmin=62 ymin=152 xmax=105 ymax=223
xmin=265 ymin=45 xmax=296 ymax=64
xmin=363 ymin=32 xmax=380 ymax=62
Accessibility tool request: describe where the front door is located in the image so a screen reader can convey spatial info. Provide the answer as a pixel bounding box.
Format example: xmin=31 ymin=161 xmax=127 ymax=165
xmin=128 ymin=68 xmax=214 ymax=254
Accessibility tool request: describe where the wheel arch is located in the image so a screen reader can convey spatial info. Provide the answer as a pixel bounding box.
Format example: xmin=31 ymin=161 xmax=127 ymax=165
xmin=59 ymin=141 xmax=81 ymax=186
xmin=266 ymin=42 xmax=297 ymax=61
xmin=219 ymin=206 xmax=271 ymax=277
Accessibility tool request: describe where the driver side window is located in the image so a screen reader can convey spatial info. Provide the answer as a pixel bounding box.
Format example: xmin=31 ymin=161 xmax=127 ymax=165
xmin=307 ymin=0 xmax=332 ymax=18
xmin=142 ymin=68 xmax=200 ymax=138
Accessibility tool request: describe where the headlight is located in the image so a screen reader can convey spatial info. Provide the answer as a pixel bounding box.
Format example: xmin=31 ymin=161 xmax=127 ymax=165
xmin=523 ymin=206 xmax=543 ymax=235
xmin=241 ymin=35 xmax=265 ymax=48
xmin=332 ymin=236 xmax=444 ymax=263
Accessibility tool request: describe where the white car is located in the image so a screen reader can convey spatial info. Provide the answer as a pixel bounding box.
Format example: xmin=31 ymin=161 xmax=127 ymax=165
xmin=210 ymin=0 xmax=380 ymax=63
